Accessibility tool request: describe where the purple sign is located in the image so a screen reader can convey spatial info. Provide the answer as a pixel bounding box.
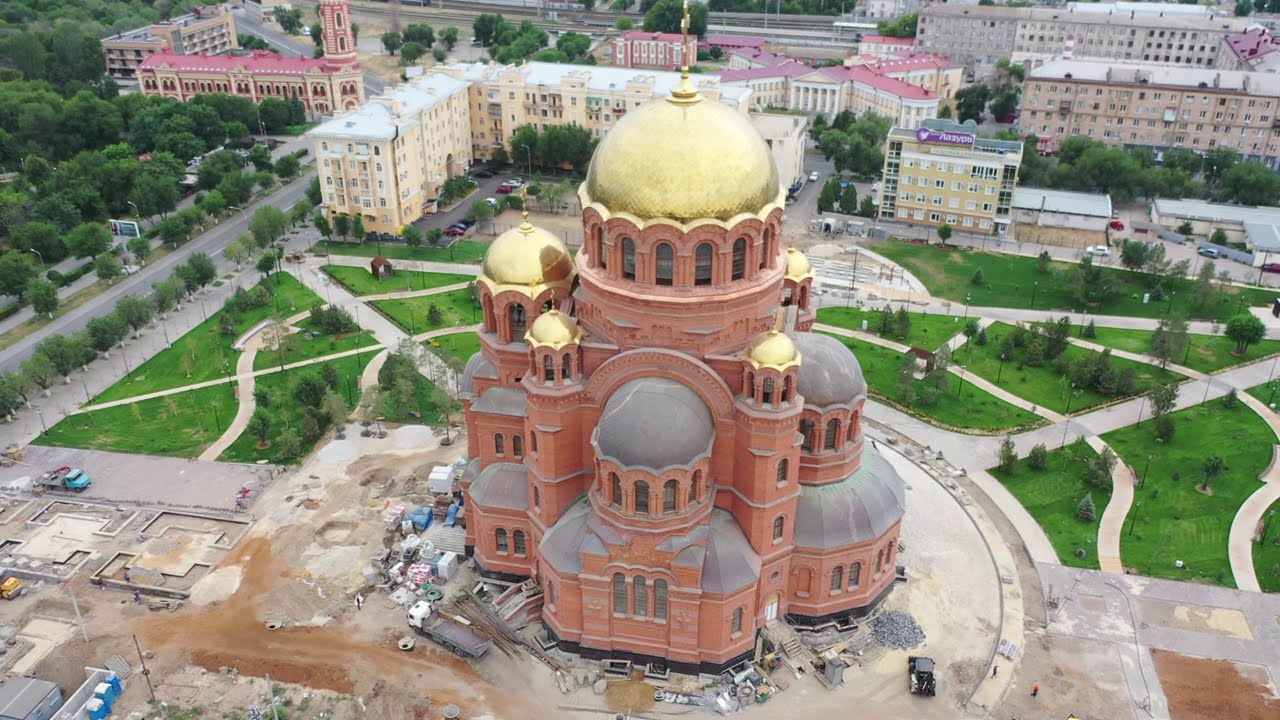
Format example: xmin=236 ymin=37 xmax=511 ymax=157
xmin=915 ymin=127 xmax=975 ymax=146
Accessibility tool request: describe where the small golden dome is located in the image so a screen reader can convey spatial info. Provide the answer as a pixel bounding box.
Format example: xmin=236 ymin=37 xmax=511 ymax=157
xmin=583 ymin=93 xmax=781 ymax=222
xmin=785 ymin=247 xmax=815 ymax=280
xmin=743 ymin=330 xmax=801 ymax=371
xmin=479 ymin=212 xmax=575 ymax=296
xmin=526 ymin=309 xmax=581 ymax=349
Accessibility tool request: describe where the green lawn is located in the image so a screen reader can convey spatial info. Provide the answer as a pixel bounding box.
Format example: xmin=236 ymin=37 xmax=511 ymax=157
xmin=315 ymin=239 xmax=489 ymax=264
xmin=38 ymin=384 xmax=233 ymax=458
xmin=1103 ymin=400 xmax=1275 ymax=587
xmin=1247 ymin=380 xmax=1280 ymax=409
xmin=1085 ymin=325 xmax=1280 ymax=374
xmin=990 ymin=441 xmax=1106 ymax=569
xmin=92 ymin=274 xmax=323 ymax=404
xmin=874 ymin=241 xmax=1275 ymax=322
xmin=816 ymin=306 xmax=972 ymax=350
xmin=1256 ymin=499 xmax=1280 ymax=593
xmin=424 ymin=331 xmax=482 ymax=366
xmin=250 ymin=317 xmax=381 ymax=371
xmin=822 ymin=332 xmax=1042 ymax=433
xmin=956 ymin=322 xmax=1184 ymax=414
xmin=219 ymin=353 xmax=371 ymax=465
xmin=368 ymin=289 xmax=480 ymax=334
xmin=321 ymin=265 xmax=475 ymax=297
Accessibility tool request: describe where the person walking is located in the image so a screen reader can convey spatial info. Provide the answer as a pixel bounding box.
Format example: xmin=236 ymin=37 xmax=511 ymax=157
xmin=1031 ymin=684 xmax=1040 ymax=698
xmin=354 ymin=593 xmax=364 ymax=611
xmin=991 ymin=665 xmax=998 ymax=678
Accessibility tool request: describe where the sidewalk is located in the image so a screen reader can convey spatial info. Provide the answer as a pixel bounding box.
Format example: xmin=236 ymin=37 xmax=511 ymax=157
xmin=1091 ymin=435 xmax=1135 ymax=574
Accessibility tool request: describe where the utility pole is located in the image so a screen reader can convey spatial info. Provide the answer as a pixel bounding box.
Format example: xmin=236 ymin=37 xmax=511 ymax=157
xmin=132 ymin=634 xmax=156 ymax=702
xmin=68 ymin=586 xmax=89 ymax=642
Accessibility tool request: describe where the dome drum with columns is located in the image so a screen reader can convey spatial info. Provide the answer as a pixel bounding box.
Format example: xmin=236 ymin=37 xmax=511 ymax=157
xmin=459 ymin=1 xmax=904 ymax=674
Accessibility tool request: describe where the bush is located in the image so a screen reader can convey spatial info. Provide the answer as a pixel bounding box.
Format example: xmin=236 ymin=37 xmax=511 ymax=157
xmin=309 ymin=304 xmax=358 ymax=334
xmin=1155 ymin=415 xmax=1176 ymax=443
xmin=45 ymin=269 xmax=64 ymax=285
xmin=1075 ymin=493 xmax=1096 ymax=522
xmin=1223 ymin=387 xmax=1239 ymax=408
xmin=1082 ymin=319 xmax=1097 ymax=339
xmin=975 ymin=327 xmax=989 ymax=346
xmin=1027 ymin=443 xmax=1048 ymax=470
xmin=0 ymin=303 xmax=19 ymax=322
xmin=970 ymin=268 xmax=985 ymax=286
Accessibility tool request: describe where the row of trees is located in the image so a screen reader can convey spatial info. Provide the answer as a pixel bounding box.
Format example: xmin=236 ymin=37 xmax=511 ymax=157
xmin=999 ymin=319 xmax=1141 ymax=399
xmin=816 ymin=177 xmax=876 ymax=217
xmin=383 ymin=22 xmax=460 ymax=65
xmin=506 ymin=123 xmax=598 ymax=175
xmin=811 ymin=110 xmax=892 ymax=179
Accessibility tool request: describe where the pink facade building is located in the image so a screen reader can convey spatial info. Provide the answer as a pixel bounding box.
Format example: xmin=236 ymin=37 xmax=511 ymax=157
xmin=137 ymin=0 xmax=363 ymax=118
xmin=613 ymin=31 xmax=698 ymax=71
xmin=460 ymin=69 xmax=905 ymax=673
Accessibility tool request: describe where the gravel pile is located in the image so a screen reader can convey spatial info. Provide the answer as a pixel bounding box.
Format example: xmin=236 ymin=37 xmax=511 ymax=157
xmin=870 ymin=611 xmax=926 ymax=650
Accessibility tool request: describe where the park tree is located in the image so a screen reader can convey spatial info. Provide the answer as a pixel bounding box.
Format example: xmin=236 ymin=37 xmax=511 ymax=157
xmin=838 ymin=185 xmax=858 ymax=215
xmin=152 ymin=276 xmax=186 ymax=313
xmin=249 ymin=408 xmax=272 ymax=446
xmin=1027 ymin=443 xmax=1048 ymax=470
xmin=616 ymin=16 xmax=635 ymax=30
xmin=313 ymin=212 xmax=333 ymax=243
xmin=401 ymin=41 xmax=427 ymax=64
xmin=1069 ymin=255 xmax=1115 ymax=308
xmin=427 ymin=228 xmax=444 ymax=247
xmin=971 ymin=269 xmax=985 ymax=286
xmin=250 ymin=206 xmax=290 ymax=248
xmin=997 ymin=435 xmax=1017 ymax=473
xmin=352 ymin=214 xmax=365 ymax=242
xmin=1226 ymin=312 xmax=1267 ymax=355
xmin=67 ymin=223 xmax=112 ymax=259
xmin=1149 ymin=313 xmax=1189 ymax=368
xmin=467 ymin=199 xmax=495 ymax=230
xmin=333 ymin=213 xmax=351 ymax=242
xmin=1085 ymin=447 xmax=1118 ymax=489
xmin=1220 ymin=160 xmax=1280 ymax=206
xmin=1237 ymin=0 xmax=1254 ymax=18
xmin=27 ymin=278 xmax=59 ymax=317
xmin=276 ymin=7 xmax=304 ymax=33
xmin=1202 ymin=146 xmax=1240 ymax=188
xmin=0 ymin=254 xmax=35 ymax=299
xmin=877 ymin=12 xmax=918 ymax=38
xmin=953 ymin=83 xmax=991 ymax=123
xmin=274 ymin=154 xmax=301 ymax=180
xmin=936 ymin=223 xmax=953 ymax=245
xmin=86 ymin=312 xmax=128 ymax=353
xmin=117 ymin=295 xmax=155 ymax=335
xmin=402 ymin=226 xmax=423 ymax=247
xmin=816 ymin=178 xmax=840 ymax=213
xmin=127 ymin=237 xmax=152 ymax=264
xmin=1075 ymin=493 xmax=1096 ymax=522
xmin=37 ymin=333 xmax=93 ymax=379
xmin=1191 ymin=260 xmax=1218 ymax=311
xmin=895 ymin=307 xmax=912 ymax=340
xmin=256 ymin=253 xmax=279 ymax=285
xmin=94 ymin=254 xmax=122 ymax=283
xmin=200 ymin=189 xmax=227 ymax=218
xmin=644 ymin=0 xmax=708 ymax=37
xmin=323 ymin=389 xmax=349 ymax=426
xmin=1119 ymin=240 xmax=1151 ymax=271
xmin=441 ymin=27 xmax=460 ymax=50
xmin=1200 ymin=455 xmax=1227 ymax=491
xmin=22 ymin=352 xmax=58 ymax=394
xmin=188 ymin=253 xmax=217 ymax=288
xmin=12 ymin=222 xmax=68 ymax=263
xmin=382 ymin=31 xmax=403 ymax=55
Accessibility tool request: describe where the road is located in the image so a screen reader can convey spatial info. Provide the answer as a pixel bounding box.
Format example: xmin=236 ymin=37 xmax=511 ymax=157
xmin=233 ymin=9 xmax=387 ymax=96
xmin=0 ymin=169 xmax=316 ymax=374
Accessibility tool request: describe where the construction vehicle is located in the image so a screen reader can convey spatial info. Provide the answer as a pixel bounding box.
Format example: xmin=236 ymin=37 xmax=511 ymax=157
xmin=407 ymin=601 xmax=492 ymax=659
xmin=1 ymin=575 xmax=23 ymax=600
xmin=908 ymin=656 xmax=936 ymax=696
xmin=35 ymin=466 xmax=91 ymax=493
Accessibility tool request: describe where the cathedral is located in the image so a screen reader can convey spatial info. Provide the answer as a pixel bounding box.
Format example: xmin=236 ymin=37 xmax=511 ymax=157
xmin=459 ymin=33 xmax=905 ymax=673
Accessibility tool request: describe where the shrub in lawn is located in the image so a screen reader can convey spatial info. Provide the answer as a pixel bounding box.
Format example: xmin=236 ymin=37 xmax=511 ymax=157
xmin=1075 ymin=493 xmax=1096 ymax=522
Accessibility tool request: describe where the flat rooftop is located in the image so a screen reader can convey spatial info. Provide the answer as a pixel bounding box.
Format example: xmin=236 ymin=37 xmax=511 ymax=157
xmin=1013 ymin=187 xmax=1112 ymax=218
xmin=1028 ymin=59 xmax=1280 ymax=95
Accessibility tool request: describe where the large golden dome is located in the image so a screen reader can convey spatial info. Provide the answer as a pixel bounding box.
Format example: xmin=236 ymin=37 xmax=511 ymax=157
xmin=479 ymin=213 xmax=575 ymax=294
xmin=584 ymin=87 xmax=781 ymax=223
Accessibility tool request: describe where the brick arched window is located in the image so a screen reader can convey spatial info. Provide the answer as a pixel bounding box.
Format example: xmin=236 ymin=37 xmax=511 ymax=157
xmin=663 ymin=479 xmax=677 ymax=513
xmin=612 ymin=573 xmax=626 ymax=613
xmin=596 ymin=228 xmax=606 ymax=269
xmin=731 ymin=607 xmax=744 ymax=635
xmin=530 ymin=431 xmax=538 ymax=453
xmin=694 ymin=243 xmax=714 ymax=286
xmin=831 ymin=565 xmax=844 ymax=592
xmin=513 ymin=530 xmax=527 ymax=556
xmin=633 ymin=576 xmax=647 ymax=615
xmin=772 ymin=515 xmax=785 ymax=540
xmin=622 ymin=237 xmax=636 ymax=280
xmin=732 ymin=237 xmax=747 ymax=280
xmin=776 ymin=459 xmax=788 ymax=486
xmin=654 ymin=579 xmax=668 ymax=620
xmin=655 ymin=242 xmax=674 ymax=286
xmin=762 ymin=376 xmax=775 ymax=403
xmin=494 ymin=433 xmax=505 ymax=455
xmin=512 ymin=435 xmax=523 ymax=458
xmin=610 ymin=473 xmax=621 ymax=507
xmin=824 ymin=419 xmax=839 ymax=450
xmin=561 ymin=353 xmax=572 ymax=380
xmin=495 ymin=528 xmax=508 ymax=553
xmin=848 ymin=562 xmax=861 ymax=589
xmin=543 ymin=354 xmax=555 ymax=381
xmin=782 ymin=375 xmax=793 ymax=402
xmin=509 ymin=304 xmax=526 ymax=334
xmin=635 ymin=480 xmax=650 ymax=514
xmin=799 ymin=419 xmax=815 ymax=452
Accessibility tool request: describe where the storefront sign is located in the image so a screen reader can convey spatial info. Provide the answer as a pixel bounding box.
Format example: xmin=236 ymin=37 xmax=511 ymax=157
xmin=915 ymin=127 xmax=975 ymax=146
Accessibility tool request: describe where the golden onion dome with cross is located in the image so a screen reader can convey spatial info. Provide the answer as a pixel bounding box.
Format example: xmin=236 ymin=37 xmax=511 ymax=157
xmin=526 ymin=308 xmax=582 ymax=350
xmin=784 ymin=247 xmax=816 ymax=281
xmin=478 ymin=205 xmax=575 ymax=298
xmin=743 ymin=329 xmax=801 ymax=371
xmin=582 ymin=1 xmax=781 ymax=223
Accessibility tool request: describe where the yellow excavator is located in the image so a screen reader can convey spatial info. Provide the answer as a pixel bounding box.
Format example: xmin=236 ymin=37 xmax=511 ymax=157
xmin=0 ymin=575 xmax=22 ymax=600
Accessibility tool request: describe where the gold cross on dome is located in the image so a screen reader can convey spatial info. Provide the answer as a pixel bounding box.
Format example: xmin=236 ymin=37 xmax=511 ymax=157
xmin=681 ymin=0 xmax=691 ymax=40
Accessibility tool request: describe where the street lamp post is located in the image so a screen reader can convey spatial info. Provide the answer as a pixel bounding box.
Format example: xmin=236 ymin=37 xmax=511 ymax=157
xmin=36 ymin=409 xmax=46 ymax=434
xmin=1030 ymin=281 xmax=1039 ymax=308
xmin=963 ymin=292 xmax=971 ymax=324
xmin=1202 ymin=378 xmax=1213 ymax=404
xmin=211 ymin=401 xmax=222 ymax=433
xmin=519 ymin=144 xmax=533 ymax=177
xmin=29 ymin=249 xmax=44 ymax=269
xmin=1167 ymin=290 xmax=1176 ymax=314
xmin=1064 ymin=383 xmax=1078 ymax=414
xmin=1262 ymin=508 xmax=1277 ymax=544
xmin=1128 ymin=501 xmax=1142 ymax=537
xmin=1136 ymin=395 xmax=1147 ymax=424
xmin=997 ymin=353 xmax=1007 ymax=384
xmin=955 ymin=365 xmax=966 ymax=398
xmin=1141 ymin=453 xmax=1153 ymax=488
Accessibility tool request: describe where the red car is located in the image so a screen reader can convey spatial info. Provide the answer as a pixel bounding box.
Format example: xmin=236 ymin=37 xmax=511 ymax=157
xmin=1262 ymin=263 xmax=1280 ymax=273
xmin=496 ymin=184 xmax=516 ymax=194
xmin=1108 ymin=219 xmax=1125 ymax=231
xmin=443 ymin=226 xmax=467 ymax=236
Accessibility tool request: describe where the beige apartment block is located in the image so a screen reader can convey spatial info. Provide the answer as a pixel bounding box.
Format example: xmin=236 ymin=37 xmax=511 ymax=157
xmin=103 ymin=5 xmax=238 ymax=79
xmin=915 ymin=4 xmax=1249 ymax=71
xmin=1021 ymin=59 xmax=1280 ymax=166
xmin=878 ymin=119 xmax=1022 ymax=235
xmin=308 ymin=74 xmax=473 ymax=234
xmin=749 ymin=112 xmax=809 ymax=189
xmin=436 ymin=62 xmax=750 ymax=160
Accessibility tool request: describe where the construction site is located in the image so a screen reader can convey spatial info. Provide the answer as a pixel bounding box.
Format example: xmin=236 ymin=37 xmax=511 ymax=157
xmin=0 ymin=418 xmax=1277 ymax=719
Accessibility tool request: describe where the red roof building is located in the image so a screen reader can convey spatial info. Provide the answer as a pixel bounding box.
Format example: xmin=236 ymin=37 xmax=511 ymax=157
xmin=613 ymin=31 xmax=697 ymax=71
xmin=137 ymin=0 xmax=363 ymax=118
xmin=703 ymin=34 xmax=767 ymax=52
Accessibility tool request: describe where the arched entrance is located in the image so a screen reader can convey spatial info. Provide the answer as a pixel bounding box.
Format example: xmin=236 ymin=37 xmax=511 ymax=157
xmin=763 ymin=591 xmax=780 ymax=621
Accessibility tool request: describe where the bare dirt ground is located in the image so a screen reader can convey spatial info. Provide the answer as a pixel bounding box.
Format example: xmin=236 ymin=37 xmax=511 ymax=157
xmin=1153 ymin=650 xmax=1280 ymax=720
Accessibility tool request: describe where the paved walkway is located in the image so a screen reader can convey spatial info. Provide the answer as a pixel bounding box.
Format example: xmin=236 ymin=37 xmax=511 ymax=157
xmin=1090 ymin=435 xmax=1135 ymax=574
xmin=1227 ymin=391 xmax=1280 ymax=592
xmin=1068 ymin=336 xmax=1207 ymax=380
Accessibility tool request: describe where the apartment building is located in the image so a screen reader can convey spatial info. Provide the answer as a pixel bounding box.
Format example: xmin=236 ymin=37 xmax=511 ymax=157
xmin=613 ymin=31 xmax=697 ymax=71
xmin=1020 ymin=59 xmax=1280 ymax=167
xmin=436 ymin=62 xmax=750 ymax=160
xmin=1220 ymin=27 xmax=1280 ymax=73
xmin=857 ymin=35 xmax=916 ymax=60
xmin=749 ymin=112 xmax=809 ymax=189
xmin=878 ymin=119 xmax=1022 ymax=235
xmin=915 ymin=4 xmax=1250 ymax=71
xmin=103 ymin=5 xmax=237 ymax=79
xmin=308 ymin=74 xmax=473 ymax=234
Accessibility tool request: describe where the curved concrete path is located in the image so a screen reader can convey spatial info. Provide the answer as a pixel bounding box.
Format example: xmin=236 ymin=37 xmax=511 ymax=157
xmin=199 ymin=330 xmax=262 ymax=461
xmin=1089 ymin=435 xmax=1135 ymax=574
xmin=1227 ymin=392 xmax=1280 ymax=591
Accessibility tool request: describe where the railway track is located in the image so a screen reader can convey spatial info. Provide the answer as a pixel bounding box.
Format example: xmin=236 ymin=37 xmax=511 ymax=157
xmin=347 ymin=0 xmax=841 ymax=34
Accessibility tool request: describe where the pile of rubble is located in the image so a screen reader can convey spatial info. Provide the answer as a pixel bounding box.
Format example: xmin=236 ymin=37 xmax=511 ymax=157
xmin=869 ymin=611 xmax=925 ymax=650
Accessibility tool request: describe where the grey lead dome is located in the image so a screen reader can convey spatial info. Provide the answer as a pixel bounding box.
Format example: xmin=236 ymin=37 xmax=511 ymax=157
xmin=594 ymin=377 xmax=714 ymax=470
xmin=791 ymin=332 xmax=868 ymax=408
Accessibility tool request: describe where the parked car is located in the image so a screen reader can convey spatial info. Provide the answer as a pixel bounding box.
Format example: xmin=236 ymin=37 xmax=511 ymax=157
xmin=506 ymin=177 xmax=524 ymax=187
xmin=471 ymin=169 xmax=494 ymax=179
xmin=443 ymin=226 xmax=467 ymax=236
xmin=1197 ymin=246 xmax=1221 ymax=258
xmin=484 ymin=197 xmax=499 ymax=208
xmin=808 ymin=171 xmax=820 ymax=182
xmin=1084 ymin=245 xmax=1111 ymax=257
xmin=1108 ymin=219 xmax=1125 ymax=231
xmin=1262 ymin=263 xmax=1280 ymax=273
xmin=496 ymin=183 xmax=516 ymax=194
xmin=456 ymin=219 xmax=475 ymax=229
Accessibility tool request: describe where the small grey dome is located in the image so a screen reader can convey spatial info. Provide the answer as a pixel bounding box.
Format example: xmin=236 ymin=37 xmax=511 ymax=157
xmin=460 ymin=351 xmax=496 ymax=396
xmin=791 ymin=332 xmax=867 ymax=408
xmin=794 ymin=446 xmax=906 ymax=549
xmin=595 ymin=377 xmax=714 ymax=470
